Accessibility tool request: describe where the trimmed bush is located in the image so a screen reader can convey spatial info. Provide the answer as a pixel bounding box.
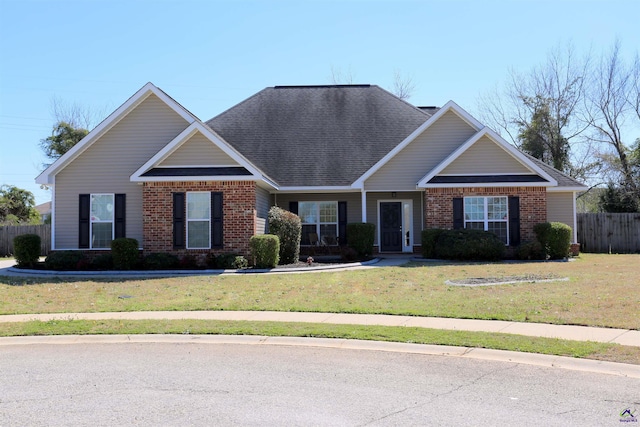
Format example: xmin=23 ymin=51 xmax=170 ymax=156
xmin=346 ymin=223 xmax=375 ymax=258
xmin=250 ymin=234 xmax=280 ymax=268
xmin=434 ymin=229 xmax=506 ymax=261
xmin=143 ymin=252 xmax=179 ymax=270
xmin=111 ymin=238 xmax=139 ymax=270
xmin=268 ymin=206 xmax=301 ymax=265
xmin=421 ymin=228 xmax=446 ymax=259
xmin=45 ymin=251 xmax=87 ymax=271
xmin=548 ymin=222 xmax=572 ymax=259
xmin=13 ymin=234 xmax=41 ymax=268
xmin=91 ymin=253 xmax=114 ymax=270
xmin=534 ymin=222 xmax=572 ymax=259
xmin=516 ymin=241 xmax=546 ymax=260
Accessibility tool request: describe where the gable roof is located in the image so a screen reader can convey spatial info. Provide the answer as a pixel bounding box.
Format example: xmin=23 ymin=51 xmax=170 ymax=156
xmin=418 ymin=127 xmax=558 ymax=187
xmin=36 ymin=82 xmax=197 ymax=185
xmin=130 ymin=121 xmax=275 ymax=185
xmin=524 ymin=154 xmax=588 ymax=191
xmin=352 ymin=100 xmax=484 ymax=188
xmin=205 ymin=85 xmax=430 ymax=187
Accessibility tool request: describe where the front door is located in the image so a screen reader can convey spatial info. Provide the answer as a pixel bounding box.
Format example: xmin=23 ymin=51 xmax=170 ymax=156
xmin=380 ymin=202 xmax=402 ymax=252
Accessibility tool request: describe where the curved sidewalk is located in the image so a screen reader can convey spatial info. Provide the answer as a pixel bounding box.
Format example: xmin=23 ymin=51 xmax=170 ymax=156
xmin=1 ymin=310 xmax=638 ymax=347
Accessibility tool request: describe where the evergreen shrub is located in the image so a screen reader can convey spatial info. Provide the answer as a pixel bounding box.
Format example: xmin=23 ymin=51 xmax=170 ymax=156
xmin=250 ymin=234 xmax=280 ymax=268
xmin=13 ymin=233 xmax=40 ymax=268
xmin=268 ymin=206 xmax=301 ymax=264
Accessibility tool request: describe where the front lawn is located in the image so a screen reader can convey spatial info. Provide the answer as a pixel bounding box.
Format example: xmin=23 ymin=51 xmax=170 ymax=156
xmin=1 ymin=253 xmax=638 ymax=330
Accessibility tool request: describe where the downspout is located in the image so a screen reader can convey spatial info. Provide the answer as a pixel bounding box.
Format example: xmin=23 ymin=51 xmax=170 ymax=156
xmin=573 ymin=191 xmax=578 ymax=243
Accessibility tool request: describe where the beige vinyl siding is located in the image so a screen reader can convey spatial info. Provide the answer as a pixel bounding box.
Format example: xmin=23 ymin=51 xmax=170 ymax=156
xmin=547 ymin=192 xmax=575 ymax=230
xmin=440 ymin=136 xmax=532 ymax=175
xmin=255 ymin=186 xmax=271 ymax=235
xmin=53 ymin=94 xmax=190 ymax=249
xmin=364 ymin=111 xmax=477 ymax=191
xmin=159 ymin=132 xmax=239 ymax=166
xmin=366 ymin=192 xmax=423 ymax=246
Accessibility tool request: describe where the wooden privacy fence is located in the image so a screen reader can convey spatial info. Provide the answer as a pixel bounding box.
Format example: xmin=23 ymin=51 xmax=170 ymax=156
xmin=0 ymin=225 xmax=51 ymax=257
xmin=577 ymin=213 xmax=640 ymax=253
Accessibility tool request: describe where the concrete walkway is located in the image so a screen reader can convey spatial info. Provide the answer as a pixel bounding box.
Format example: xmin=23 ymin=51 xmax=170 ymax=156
xmin=1 ymin=310 xmax=638 ymax=347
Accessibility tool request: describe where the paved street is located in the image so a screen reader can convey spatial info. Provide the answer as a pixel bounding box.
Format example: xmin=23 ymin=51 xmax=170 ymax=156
xmin=1 ymin=341 xmax=637 ymax=426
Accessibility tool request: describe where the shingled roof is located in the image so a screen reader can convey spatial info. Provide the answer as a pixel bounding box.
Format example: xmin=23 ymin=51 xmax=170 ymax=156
xmin=205 ymin=85 xmax=430 ymax=186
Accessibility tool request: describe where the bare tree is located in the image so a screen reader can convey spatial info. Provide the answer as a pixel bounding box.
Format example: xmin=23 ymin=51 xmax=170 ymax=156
xmin=391 ymin=69 xmax=416 ymax=100
xmin=585 ymin=41 xmax=639 ymax=197
xmin=478 ymin=43 xmax=593 ymax=179
xmin=329 ymin=65 xmax=355 ymax=85
xmin=50 ymin=95 xmax=108 ymax=131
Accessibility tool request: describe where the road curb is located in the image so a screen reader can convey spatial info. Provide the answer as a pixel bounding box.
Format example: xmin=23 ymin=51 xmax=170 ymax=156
xmin=1 ymin=334 xmax=638 ymax=379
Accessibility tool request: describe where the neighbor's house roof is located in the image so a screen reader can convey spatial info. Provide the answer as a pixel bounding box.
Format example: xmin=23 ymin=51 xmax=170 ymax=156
xmin=205 ymin=85 xmax=431 ymax=187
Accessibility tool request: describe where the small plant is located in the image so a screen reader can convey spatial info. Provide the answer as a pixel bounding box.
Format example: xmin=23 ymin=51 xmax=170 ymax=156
xmin=250 ymin=234 xmax=280 ymax=268
xmin=111 ymin=238 xmax=139 ymax=270
xmin=213 ymin=253 xmax=248 ymax=269
xmin=143 ymin=252 xmax=179 ymax=270
xmin=232 ymin=255 xmax=248 ymax=269
xmin=346 ymin=223 xmax=375 ymax=258
xmin=13 ymin=234 xmax=41 ymax=268
xmin=45 ymin=251 xmax=87 ymax=270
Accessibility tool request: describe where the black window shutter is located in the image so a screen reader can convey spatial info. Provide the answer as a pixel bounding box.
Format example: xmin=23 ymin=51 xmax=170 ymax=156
xmin=289 ymin=201 xmax=298 ymax=215
xmin=173 ymin=192 xmax=185 ymax=249
xmin=211 ymin=192 xmax=223 ymax=248
xmin=114 ymin=194 xmax=126 ymax=239
xmin=508 ymin=196 xmax=520 ymax=246
xmin=453 ymin=198 xmax=464 ymax=229
xmin=79 ymin=194 xmax=90 ymax=248
xmin=338 ymin=201 xmax=347 ymax=245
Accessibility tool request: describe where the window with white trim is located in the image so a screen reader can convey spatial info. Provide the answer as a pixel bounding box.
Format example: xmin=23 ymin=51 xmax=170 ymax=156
xmin=187 ymin=192 xmax=211 ymax=249
xmin=299 ymin=201 xmax=338 ymax=245
xmin=464 ymin=196 xmax=509 ymax=244
xmin=90 ymin=194 xmax=114 ymax=248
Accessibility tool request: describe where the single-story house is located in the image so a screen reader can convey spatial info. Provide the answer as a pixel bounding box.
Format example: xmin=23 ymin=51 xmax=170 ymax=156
xmin=36 ymin=83 xmax=587 ymax=259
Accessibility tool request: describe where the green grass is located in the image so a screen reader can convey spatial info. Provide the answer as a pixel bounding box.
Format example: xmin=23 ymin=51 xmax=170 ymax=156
xmin=2 ymin=319 xmax=637 ymax=364
xmin=1 ymin=254 xmax=638 ymax=329
xmin=1 ymin=254 xmax=639 ymax=365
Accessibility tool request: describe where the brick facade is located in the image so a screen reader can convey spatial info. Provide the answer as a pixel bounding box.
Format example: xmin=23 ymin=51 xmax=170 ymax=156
xmin=142 ymin=181 xmax=257 ymax=259
xmin=424 ymin=187 xmax=547 ymax=243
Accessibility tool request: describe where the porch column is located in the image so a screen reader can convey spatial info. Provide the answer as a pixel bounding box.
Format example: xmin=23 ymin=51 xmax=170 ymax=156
xmin=361 ymin=190 xmax=367 ymax=223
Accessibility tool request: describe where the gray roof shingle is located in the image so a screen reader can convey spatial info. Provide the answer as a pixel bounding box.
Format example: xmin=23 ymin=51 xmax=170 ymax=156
xmin=205 ymin=85 xmax=430 ymax=186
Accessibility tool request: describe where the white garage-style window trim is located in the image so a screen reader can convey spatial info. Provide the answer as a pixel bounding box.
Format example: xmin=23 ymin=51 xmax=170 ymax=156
xmin=299 ymin=201 xmax=339 ymax=246
xmin=187 ymin=191 xmax=211 ymax=249
xmin=464 ymin=196 xmax=509 ymax=244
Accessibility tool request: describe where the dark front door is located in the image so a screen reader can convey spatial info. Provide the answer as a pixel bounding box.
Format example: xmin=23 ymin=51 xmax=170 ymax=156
xmin=380 ymin=202 xmax=402 ymax=252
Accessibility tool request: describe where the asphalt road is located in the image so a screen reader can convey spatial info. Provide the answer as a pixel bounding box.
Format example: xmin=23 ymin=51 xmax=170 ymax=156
xmin=1 ymin=342 xmax=638 ymax=426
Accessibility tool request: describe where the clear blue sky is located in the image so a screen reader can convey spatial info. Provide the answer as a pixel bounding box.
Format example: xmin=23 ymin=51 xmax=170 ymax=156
xmin=1 ymin=0 xmax=638 ymax=205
